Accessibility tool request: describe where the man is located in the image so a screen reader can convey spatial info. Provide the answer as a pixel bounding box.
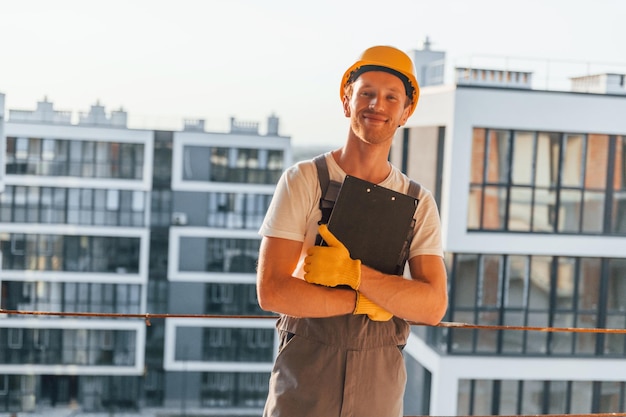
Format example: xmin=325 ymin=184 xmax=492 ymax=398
xmin=256 ymin=45 xmax=448 ymax=417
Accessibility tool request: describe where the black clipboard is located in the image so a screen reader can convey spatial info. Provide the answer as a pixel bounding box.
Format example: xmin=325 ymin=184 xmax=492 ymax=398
xmin=323 ymin=175 xmax=419 ymax=275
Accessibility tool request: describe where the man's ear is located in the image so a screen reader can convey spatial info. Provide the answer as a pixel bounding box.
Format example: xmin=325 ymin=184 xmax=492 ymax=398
xmin=398 ymin=103 xmax=411 ymax=126
xmin=342 ymin=95 xmax=351 ymax=117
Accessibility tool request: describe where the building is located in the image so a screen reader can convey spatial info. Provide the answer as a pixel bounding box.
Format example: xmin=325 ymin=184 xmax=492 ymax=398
xmin=160 ymin=115 xmax=288 ymax=412
xmin=0 ymin=96 xmax=290 ymax=415
xmin=391 ymin=43 xmax=626 ymax=415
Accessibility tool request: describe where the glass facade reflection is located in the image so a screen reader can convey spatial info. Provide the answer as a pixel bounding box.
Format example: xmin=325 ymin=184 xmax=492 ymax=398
xmin=441 ymin=253 xmax=626 ymax=357
xmin=6 ymin=137 xmax=144 ymax=179
xmin=0 ymin=233 xmax=140 ymax=273
xmin=182 ymin=145 xmax=283 ymax=184
xmin=178 ymin=237 xmax=260 ymax=273
xmin=469 ymin=129 xmax=626 ymax=235
xmin=0 ymin=328 xmax=136 ymax=366
xmin=458 ymin=379 xmax=626 ymax=415
xmin=0 ymin=185 xmax=146 ymax=227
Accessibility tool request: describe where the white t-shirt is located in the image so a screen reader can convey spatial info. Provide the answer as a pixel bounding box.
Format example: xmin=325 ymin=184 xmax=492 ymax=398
xmin=259 ymin=153 xmax=443 ymax=278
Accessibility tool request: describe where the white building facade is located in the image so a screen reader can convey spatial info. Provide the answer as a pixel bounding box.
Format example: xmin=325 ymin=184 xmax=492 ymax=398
xmin=394 ymin=46 xmax=626 ymax=415
xmin=0 ymin=98 xmax=290 ymax=415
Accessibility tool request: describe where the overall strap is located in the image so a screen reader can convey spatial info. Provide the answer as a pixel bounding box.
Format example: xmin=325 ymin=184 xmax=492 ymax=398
xmin=400 ymin=179 xmax=422 ymax=268
xmin=313 ymin=154 xmax=342 ymax=225
xmin=407 ymin=179 xmax=421 ymax=200
xmin=313 ymin=154 xmax=342 ymax=246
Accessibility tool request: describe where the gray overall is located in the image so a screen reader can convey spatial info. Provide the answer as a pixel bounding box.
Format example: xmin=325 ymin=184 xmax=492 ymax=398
xmin=262 ymin=314 xmax=410 ymax=417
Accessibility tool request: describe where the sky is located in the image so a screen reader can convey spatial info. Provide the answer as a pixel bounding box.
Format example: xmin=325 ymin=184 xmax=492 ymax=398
xmin=2 ymin=0 xmax=626 ymax=147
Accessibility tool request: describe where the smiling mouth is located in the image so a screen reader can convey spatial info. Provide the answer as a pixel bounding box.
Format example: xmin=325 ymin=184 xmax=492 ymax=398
xmin=363 ymin=113 xmax=388 ymax=123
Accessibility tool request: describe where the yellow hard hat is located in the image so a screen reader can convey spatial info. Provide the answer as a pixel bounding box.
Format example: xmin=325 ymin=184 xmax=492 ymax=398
xmin=340 ymin=45 xmax=420 ymax=116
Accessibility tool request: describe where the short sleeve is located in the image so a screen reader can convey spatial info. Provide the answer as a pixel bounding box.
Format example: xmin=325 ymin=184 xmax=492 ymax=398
xmin=258 ymin=160 xmax=320 ymax=243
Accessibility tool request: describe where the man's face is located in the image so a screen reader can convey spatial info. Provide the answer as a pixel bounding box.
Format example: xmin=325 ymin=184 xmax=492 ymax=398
xmin=343 ymin=71 xmax=411 ymax=145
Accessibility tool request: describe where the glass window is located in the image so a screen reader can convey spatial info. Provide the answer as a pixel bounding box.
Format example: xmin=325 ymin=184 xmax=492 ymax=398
xmin=479 ymin=255 xmax=501 ymax=310
xmin=42 ymin=139 xmax=55 ymax=160
xmin=508 ymin=186 xmax=532 ymax=231
xmin=26 ymin=187 xmax=40 ymax=223
xmin=6 ymin=137 xmax=16 ymax=159
xmin=599 ymin=381 xmax=625 ymax=412
xmin=22 ymin=138 xmax=41 ymax=175
xmin=612 ymin=191 xmax=626 ymax=234
xmin=134 ymin=144 xmax=145 ymax=179
xmin=237 ymin=372 xmax=269 ymax=407
xmin=612 ymin=136 xmax=626 ymax=233
xmin=106 ymin=190 xmax=119 ymax=211
xmin=532 ymin=187 xmax=556 ymax=232
xmin=95 ymin=142 xmax=110 ymax=178
xmin=2 ymin=234 xmax=140 ymax=273
xmin=67 ymin=189 xmax=80 ymax=224
xmin=183 ymin=146 xmax=211 ymax=181
xmin=40 ymin=187 xmax=52 ymax=223
xmin=581 ymin=190 xmax=605 ymax=233
xmin=511 ymin=131 xmax=535 ymax=185
xmin=562 ymin=134 xmax=584 ymax=187
xmin=570 ymin=381 xmax=594 ymax=414
xmin=68 ymin=140 xmax=82 ymax=176
xmin=82 ymin=142 xmax=95 ymax=177
xmin=267 ymin=149 xmax=284 ymax=170
xmin=504 ymin=255 xmax=528 ymax=309
xmin=13 ymin=187 xmax=27 ymax=222
xmin=470 ymin=128 xmax=487 ymax=184
xmin=558 ymin=189 xmax=582 ymax=233
xmin=94 ymin=189 xmax=106 ymax=225
xmin=201 ymin=373 xmax=235 ymax=407
xmin=15 ymin=137 xmax=28 ymax=160
xmin=486 ymin=130 xmax=510 ymax=184
xmin=179 ymin=237 xmax=260 ymax=273
xmin=15 ymin=139 xmax=144 ymax=179
xmin=467 ymin=185 xmax=483 ymax=230
xmin=469 ymin=129 xmax=624 ymax=235
xmin=443 ymin=253 xmax=626 ymax=358
xmin=0 ymin=185 xmax=13 ymax=222
xmin=616 ymin=136 xmax=626 ymax=189
xmin=52 ymin=188 xmax=67 ymax=223
xmin=8 ymin=328 xmax=23 ymax=348
xmin=0 ymin=374 xmax=7 ymax=394
xmin=585 ymin=134 xmax=609 ymax=188
xmin=482 ymin=185 xmax=506 ymax=229
xmin=115 ymin=143 xmax=134 ymax=179
xmin=132 ymin=191 xmax=144 ymax=212
xmin=535 ymin=132 xmax=561 ymax=188
xmin=209 ymin=147 xmax=228 ymax=182
xmin=607 ymin=258 xmax=626 ymax=312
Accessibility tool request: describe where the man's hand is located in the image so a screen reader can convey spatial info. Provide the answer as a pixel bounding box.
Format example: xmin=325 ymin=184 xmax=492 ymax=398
xmin=354 ymin=292 xmax=393 ymax=321
xmin=303 ymin=224 xmax=361 ymax=289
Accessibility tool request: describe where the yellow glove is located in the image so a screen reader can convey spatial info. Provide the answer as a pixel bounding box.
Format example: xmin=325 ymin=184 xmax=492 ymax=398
xmin=354 ymin=292 xmax=393 ymax=321
xmin=303 ymin=224 xmax=361 ymax=289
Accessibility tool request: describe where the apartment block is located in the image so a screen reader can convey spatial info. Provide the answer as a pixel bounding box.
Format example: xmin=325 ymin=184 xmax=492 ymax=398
xmin=0 ymin=97 xmax=290 ymax=415
xmin=392 ymin=44 xmax=626 ymax=415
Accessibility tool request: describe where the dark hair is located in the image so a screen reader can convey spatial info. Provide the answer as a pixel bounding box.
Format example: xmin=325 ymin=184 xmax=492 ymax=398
xmin=346 ymin=65 xmax=415 ymax=98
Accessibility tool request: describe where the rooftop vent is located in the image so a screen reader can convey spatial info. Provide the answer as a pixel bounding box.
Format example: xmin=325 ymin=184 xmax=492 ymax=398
xmin=570 ymin=73 xmax=626 ymax=95
xmin=8 ymin=97 xmax=72 ymax=124
xmin=455 ymin=67 xmax=533 ymax=89
xmin=78 ymin=101 xmax=128 ymax=127
xmin=183 ymin=119 xmax=205 ymax=132
xmin=230 ymin=117 xmax=259 ymax=135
